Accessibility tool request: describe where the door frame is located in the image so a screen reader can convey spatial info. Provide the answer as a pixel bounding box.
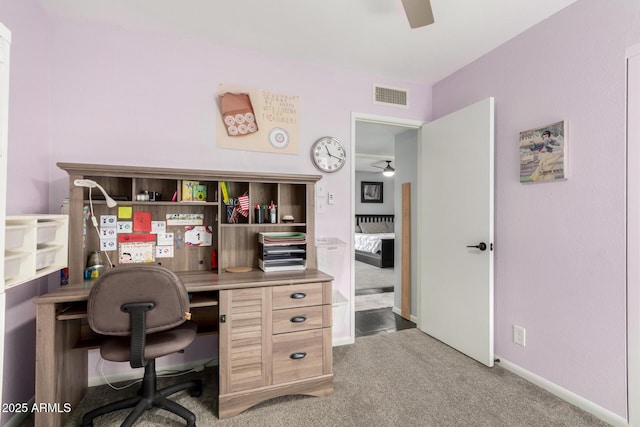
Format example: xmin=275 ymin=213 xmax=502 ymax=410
xmin=626 ymin=43 xmax=640 ymax=427
xmin=0 ymin=21 xmax=11 ymax=414
xmin=350 ymin=113 xmax=424 ymax=343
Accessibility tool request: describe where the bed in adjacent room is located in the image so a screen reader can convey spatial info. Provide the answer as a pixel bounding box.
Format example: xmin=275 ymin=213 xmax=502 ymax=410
xmin=354 ymin=214 xmax=395 ymax=268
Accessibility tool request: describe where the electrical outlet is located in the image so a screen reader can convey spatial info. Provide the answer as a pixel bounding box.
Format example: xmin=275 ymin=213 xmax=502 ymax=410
xmin=328 ymin=193 xmax=335 ymax=205
xmin=513 ymin=325 xmax=526 ymax=347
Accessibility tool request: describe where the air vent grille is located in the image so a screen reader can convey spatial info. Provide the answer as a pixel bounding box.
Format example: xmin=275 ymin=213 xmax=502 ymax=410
xmin=373 ymin=85 xmax=408 ymax=107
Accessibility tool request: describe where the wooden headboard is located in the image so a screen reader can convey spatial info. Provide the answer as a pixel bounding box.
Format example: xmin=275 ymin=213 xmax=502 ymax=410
xmin=355 ymin=214 xmax=394 ymax=228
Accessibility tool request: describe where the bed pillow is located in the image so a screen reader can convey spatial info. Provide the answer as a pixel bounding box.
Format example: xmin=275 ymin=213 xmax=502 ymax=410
xmin=384 ymin=222 xmax=395 ymax=233
xmin=355 ymin=225 xmax=362 ymax=233
xmin=360 ymin=222 xmax=389 ymax=234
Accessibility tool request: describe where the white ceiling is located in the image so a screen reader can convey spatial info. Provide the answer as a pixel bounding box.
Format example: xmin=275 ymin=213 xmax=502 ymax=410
xmin=38 ymin=0 xmax=577 ymax=85
xmin=36 ymin=0 xmax=578 ymax=171
xmin=355 ymin=122 xmax=416 ymax=173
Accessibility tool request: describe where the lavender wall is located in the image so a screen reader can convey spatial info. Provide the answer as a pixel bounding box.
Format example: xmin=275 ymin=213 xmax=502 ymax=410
xmin=0 ymin=0 xmax=50 ymax=215
xmin=0 ymin=1 xmax=431 ymax=411
xmin=432 ymin=0 xmax=640 ymax=417
xmin=0 ymin=1 xmax=51 ymax=425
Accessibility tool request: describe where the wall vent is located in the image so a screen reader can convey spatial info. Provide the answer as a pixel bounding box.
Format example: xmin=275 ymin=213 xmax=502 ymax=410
xmin=373 ymin=85 xmax=409 ymax=108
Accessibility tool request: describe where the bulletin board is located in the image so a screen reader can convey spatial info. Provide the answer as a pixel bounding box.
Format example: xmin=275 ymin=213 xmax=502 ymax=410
xmin=216 ymin=83 xmax=300 ymax=154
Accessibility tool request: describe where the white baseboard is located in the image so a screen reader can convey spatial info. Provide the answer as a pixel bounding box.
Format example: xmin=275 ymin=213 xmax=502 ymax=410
xmin=88 ymin=358 xmax=217 ymax=387
xmin=497 ymin=357 xmax=628 ymax=427
xmin=333 ymin=335 xmax=354 ymax=346
xmin=392 ymin=305 xmax=417 ymax=323
xmin=4 ymin=397 xmax=34 ymax=427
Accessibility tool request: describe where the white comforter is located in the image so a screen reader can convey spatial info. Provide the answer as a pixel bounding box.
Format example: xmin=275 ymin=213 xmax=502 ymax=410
xmin=354 ymin=232 xmax=395 ymax=254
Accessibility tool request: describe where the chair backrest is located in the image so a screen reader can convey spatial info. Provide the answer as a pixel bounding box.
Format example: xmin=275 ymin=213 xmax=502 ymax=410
xmin=88 ymin=264 xmax=190 ymax=336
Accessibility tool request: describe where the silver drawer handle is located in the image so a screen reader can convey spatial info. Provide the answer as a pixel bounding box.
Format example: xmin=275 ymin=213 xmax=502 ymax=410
xmin=290 ymin=292 xmax=306 ymax=299
xmin=290 ymin=315 xmax=307 ymax=323
xmin=290 ymin=352 xmax=307 ymax=360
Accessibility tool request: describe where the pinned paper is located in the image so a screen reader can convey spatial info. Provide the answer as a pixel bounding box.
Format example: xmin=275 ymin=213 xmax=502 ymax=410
xmin=117 ymin=221 xmax=133 ymax=233
xmin=184 ymin=226 xmax=213 ymax=247
xmin=100 ymin=227 xmax=117 ymax=239
xmin=118 ymin=233 xmax=156 ymax=243
xmin=151 ymin=221 xmax=167 ymax=234
xmin=100 ymin=239 xmax=117 ymax=251
xmin=118 ymin=206 xmax=133 ymax=219
xmin=100 ymin=215 xmax=117 ymax=227
xmin=133 ymin=211 xmax=152 ymax=232
xmin=166 ymin=213 xmax=204 ymax=226
xmin=155 ymin=246 xmax=174 ymax=258
xmin=157 ymin=233 xmax=174 ymax=246
xmin=119 ymin=242 xmax=155 ymax=263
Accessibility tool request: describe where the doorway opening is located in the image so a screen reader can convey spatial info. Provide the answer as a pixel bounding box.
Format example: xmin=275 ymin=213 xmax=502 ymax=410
xmin=351 ymin=113 xmax=422 ymax=338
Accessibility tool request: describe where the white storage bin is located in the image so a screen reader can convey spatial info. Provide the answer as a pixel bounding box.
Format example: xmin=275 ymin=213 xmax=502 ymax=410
xmin=37 ymin=222 xmax=59 ymax=244
xmin=4 ymin=252 xmax=25 ymax=280
xmin=5 ymin=215 xmax=69 ymax=289
xmin=332 ymin=290 xmax=348 ymax=331
xmin=36 ymin=246 xmax=58 ymax=270
xmin=5 ymin=225 xmax=27 ymax=250
xmin=315 ymin=237 xmax=346 ymax=278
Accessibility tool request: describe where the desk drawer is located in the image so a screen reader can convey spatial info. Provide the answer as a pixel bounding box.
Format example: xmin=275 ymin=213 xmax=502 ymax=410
xmin=272 ymin=305 xmax=325 ymax=335
xmin=272 ymin=283 xmax=323 ymax=309
xmin=272 ymin=329 xmax=323 ymax=384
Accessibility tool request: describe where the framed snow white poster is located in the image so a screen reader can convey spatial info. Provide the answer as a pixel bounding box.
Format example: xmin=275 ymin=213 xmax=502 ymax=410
xmin=519 ymin=120 xmax=567 ymax=183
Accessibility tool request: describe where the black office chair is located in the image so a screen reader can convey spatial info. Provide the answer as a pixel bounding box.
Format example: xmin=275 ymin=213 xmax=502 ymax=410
xmin=81 ymin=264 xmax=203 ymax=427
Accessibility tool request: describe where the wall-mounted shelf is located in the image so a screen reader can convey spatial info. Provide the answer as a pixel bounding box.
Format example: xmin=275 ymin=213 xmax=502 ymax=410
xmin=4 ymin=214 xmax=69 ymax=289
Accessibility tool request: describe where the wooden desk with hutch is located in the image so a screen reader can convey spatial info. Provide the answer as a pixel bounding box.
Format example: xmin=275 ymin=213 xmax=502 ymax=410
xmin=33 ymin=163 xmax=333 ymax=427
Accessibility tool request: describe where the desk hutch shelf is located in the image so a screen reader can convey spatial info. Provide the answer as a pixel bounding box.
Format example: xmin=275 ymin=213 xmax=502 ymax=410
xmin=57 ymin=162 xmax=320 ymax=284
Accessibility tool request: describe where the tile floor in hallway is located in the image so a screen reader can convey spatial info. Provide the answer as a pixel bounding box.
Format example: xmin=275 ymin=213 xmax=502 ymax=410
xmin=355 ymin=289 xmax=416 ymax=337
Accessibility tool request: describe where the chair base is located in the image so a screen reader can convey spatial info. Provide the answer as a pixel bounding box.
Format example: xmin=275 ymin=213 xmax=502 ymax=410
xmin=81 ymin=359 xmax=202 ymax=427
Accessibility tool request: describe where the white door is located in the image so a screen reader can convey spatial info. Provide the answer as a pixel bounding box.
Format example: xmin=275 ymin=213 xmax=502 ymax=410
xmin=418 ymin=97 xmax=494 ymax=367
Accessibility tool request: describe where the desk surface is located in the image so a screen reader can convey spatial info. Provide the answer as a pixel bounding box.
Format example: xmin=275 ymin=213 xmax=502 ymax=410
xmin=34 ymin=269 xmax=334 ymax=304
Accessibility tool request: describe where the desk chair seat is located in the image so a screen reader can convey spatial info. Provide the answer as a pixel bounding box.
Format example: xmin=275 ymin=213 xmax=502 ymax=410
xmin=81 ymin=264 xmax=203 ymax=427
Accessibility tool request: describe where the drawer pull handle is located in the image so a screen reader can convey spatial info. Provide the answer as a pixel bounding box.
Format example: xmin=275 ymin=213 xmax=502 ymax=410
xmin=290 ymin=315 xmax=307 ymax=323
xmin=290 ymin=352 xmax=307 ymax=360
xmin=290 ymin=292 xmax=306 ymax=299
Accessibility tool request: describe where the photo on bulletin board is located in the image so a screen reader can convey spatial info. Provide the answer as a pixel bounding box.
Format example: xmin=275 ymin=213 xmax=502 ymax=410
xmin=519 ymin=120 xmax=567 ymax=183
xmin=216 ymin=84 xmax=300 ymax=154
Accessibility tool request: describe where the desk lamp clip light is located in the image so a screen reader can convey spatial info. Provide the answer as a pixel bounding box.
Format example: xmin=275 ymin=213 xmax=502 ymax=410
xmin=73 ymin=179 xmax=118 ymax=207
xmin=74 ymin=179 xmax=117 ymax=274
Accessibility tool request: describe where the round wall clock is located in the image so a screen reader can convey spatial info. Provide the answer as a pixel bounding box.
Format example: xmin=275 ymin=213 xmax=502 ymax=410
xmin=310 ymin=136 xmax=346 ymax=173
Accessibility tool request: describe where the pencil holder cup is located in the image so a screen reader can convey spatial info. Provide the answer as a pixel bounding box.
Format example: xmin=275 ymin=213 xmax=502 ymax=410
xmin=254 ymin=207 xmax=264 ymax=224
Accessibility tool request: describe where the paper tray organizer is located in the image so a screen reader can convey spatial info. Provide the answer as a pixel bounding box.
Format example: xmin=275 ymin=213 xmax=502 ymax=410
xmin=258 ymin=232 xmax=307 ymax=272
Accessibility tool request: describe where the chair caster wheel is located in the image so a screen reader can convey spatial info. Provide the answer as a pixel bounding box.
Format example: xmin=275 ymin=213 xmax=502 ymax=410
xmin=189 ymin=387 xmax=202 ymax=397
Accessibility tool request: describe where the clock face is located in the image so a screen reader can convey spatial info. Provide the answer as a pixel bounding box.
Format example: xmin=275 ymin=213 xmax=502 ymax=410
xmin=311 ymin=137 xmax=346 ymax=173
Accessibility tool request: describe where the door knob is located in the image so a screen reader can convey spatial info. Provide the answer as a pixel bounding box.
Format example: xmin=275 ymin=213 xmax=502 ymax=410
xmin=466 ymin=242 xmax=487 ymax=251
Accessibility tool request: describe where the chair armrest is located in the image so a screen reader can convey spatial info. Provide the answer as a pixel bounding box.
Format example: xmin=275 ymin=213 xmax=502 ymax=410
xmin=121 ymin=302 xmax=155 ymax=369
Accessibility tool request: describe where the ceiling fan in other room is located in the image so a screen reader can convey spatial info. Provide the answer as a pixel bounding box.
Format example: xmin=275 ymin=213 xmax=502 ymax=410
xmin=374 ymin=160 xmax=396 ymax=177
xmin=401 ymin=0 xmax=435 ymax=29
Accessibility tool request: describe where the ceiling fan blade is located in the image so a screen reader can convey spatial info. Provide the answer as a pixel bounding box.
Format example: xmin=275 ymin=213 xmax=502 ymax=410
xmin=401 ymin=0 xmax=435 ymax=29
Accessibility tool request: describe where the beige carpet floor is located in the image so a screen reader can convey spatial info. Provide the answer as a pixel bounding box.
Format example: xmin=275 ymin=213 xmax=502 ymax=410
xmin=44 ymin=329 xmax=609 ymax=427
